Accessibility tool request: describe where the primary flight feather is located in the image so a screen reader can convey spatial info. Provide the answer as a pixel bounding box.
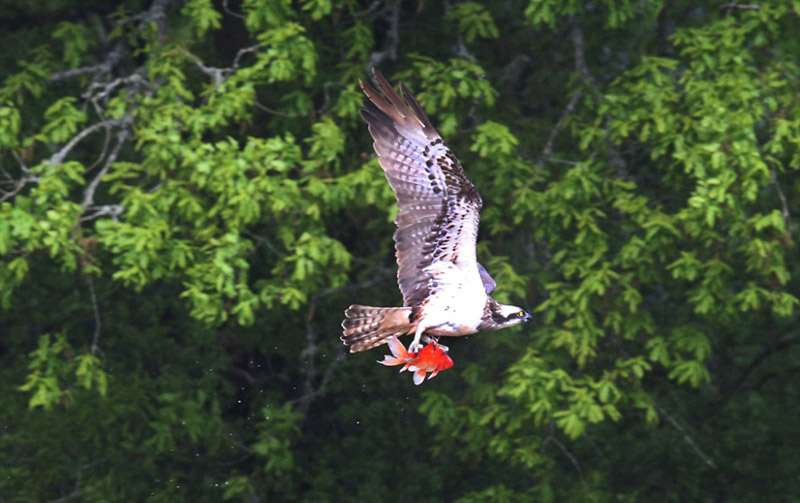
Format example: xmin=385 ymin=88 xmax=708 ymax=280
xmin=341 ymin=69 xmax=531 ymax=354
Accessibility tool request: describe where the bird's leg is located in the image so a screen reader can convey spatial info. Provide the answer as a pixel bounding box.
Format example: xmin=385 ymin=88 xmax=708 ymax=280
xmin=409 ymin=325 xmax=425 ymax=353
xmin=421 ymin=334 xmax=448 ymax=352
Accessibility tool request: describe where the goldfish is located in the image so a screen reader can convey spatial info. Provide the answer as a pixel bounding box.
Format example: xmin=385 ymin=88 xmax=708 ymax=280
xmin=378 ymin=336 xmax=454 ymax=385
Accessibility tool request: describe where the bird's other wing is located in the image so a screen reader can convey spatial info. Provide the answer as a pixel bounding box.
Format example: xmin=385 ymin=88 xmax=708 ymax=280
xmin=477 ymin=263 xmax=497 ymax=294
xmin=360 ymin=69 xmax=483 ymax=307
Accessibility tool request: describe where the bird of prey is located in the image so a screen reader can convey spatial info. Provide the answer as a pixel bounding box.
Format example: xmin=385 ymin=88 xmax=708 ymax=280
xmin=341 ymin=69 xmax=532 ymax=354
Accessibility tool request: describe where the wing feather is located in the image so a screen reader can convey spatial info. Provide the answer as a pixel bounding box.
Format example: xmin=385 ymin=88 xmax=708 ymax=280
xmin=360 ymin=69 xmax=484 ymax=307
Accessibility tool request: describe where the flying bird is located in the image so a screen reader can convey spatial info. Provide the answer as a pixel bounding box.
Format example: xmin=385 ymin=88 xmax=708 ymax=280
xmin=341 ymin=69 xmax=531 ymax=354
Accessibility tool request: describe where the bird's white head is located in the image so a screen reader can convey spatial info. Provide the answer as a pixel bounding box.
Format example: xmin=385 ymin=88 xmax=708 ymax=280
xmin=479 ymin=300 xmax=533 ymax=331
xmin=497 ymin=303 xmax=533 ymax=325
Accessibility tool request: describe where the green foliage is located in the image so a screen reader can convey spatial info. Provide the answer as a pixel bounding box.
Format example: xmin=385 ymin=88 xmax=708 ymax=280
xmin=52 ymin=22 xmax=95 ymax=67
xmin=448 ymin=2 xmax=499 ymax=43
xmin=0 ymin=105 xmax=21 ymax=147
xmin=1 ymin=1 xmax=799 ymax=502
xmin=18 ymin=333 xmax=107 ymax=410
xmin=525 ymin=0 xmax=663 ymax=28
xmin=182 ymin=0 xmax=222 ymax=36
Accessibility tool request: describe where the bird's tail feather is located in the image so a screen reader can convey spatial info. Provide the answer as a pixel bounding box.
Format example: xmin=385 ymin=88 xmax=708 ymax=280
xmin=341 ymin=305 xmax=414 ymax=353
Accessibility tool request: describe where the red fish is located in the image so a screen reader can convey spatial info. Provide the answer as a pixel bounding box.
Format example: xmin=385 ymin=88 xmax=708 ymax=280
xmin=378 ymin=336 xmax=454 ymax=385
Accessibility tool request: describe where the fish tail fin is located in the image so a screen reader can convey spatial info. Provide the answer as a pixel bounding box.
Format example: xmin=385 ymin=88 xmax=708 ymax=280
xmin=377 ymin=337 xmax=412 ymax=371
xmin=341 ymin=305 xmax=414 ymax=353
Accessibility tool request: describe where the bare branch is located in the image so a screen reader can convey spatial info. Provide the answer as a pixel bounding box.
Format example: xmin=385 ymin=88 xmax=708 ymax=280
xmin=81 ymin=126 xmax=130 ymax=209
xmin=542 ymin=433 xmax=587 ymax=488
xmin=652 ymin=402 xmax=717 ymax=469
xmin=83 ymin=74 xmax=147 ymax=104
xmin=536 ymin=21 xmax=599 ymax=169
xmin=86 ymin=275 xmax=104 ymax=357
xmin=543 ymin=158 xmax=580 ymax=166
xmin=243 ymin=230 xmax=287 ymax=257
xmin=366 ymin=0 xmax=401 ymax=70
xmin=570 ymin=21 xmax=599 ymax=96
xmin=80 ymin=205 xmax=124 ymax=222
xmin=724 ymin=334 xmax=800 ymax=399
xmin=292 ymin=275 xmax=391 ymax=413
xmin=770 ymin=165 xmax=793 ymax=241
xmin=50 ymin=43 xmax=125 ymax=83
xmin=253 ymin=98 xmax=303 ymax=118
xmin=85 ymin=125 xmax=113 ymax=173
xmin=0 ymin=152 xmax=34 ymax=201
xmin=50 ymin=65 xmax=108 ymax=82
xmin=0 ymin=173 xmax=39 ymax=203
xmin=47 ymin=489 xmax=84 ymax=503
xmin=293 ymin=352 xmax=345 ymax=412
xmin=48 ymin=119 xmax=120 ymax=167
xmin=233 ymin=44 xmax=261 ymax=69
xmin=221 ymin=0 xmax=246 ymax=19
xmin=317 ymin=81 xmax=348 ymax=116
xmin=444 ymin=0 xmax=475 ymax=62
xmin=538 ymin=88 xmax=584 ymax=169
xmin=354 ymin=0 xmax=382 ymax=19
xmin=117 ymin=0 xmax=172 ymax=27
xmin=181 ymin=49 xmax=229 ymax=88
xmin=723 ymin=3 xmax=761 ymax=14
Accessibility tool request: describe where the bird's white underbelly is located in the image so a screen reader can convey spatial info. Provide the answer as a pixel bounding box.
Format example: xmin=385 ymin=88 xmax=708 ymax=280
xmin=420 ymin=262 xmax=486 ymax=336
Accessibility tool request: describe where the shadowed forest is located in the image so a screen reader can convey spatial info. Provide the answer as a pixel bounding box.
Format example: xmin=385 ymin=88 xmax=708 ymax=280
xmin=1 ymin=1 xmax=799 ymax=501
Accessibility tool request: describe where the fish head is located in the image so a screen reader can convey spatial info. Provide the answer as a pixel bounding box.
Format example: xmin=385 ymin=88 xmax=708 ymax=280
xmin=426 ymin=342 xmax=453 ymax=371
xmin=436 ymin=350 xmax=454 ymax=371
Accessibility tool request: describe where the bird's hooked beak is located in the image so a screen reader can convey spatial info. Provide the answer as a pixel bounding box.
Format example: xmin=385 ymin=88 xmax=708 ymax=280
xmin=522 ymin=311 xmax=533 ymax=323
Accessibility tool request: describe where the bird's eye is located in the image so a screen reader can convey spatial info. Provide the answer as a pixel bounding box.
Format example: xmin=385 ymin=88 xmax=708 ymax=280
xmin=517 ymin=311 xmax=525 ymax=318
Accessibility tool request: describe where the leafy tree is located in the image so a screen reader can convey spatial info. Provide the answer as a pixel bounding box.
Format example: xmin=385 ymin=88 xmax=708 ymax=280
xmin=1 ymin=1 xmax=798 ymax=501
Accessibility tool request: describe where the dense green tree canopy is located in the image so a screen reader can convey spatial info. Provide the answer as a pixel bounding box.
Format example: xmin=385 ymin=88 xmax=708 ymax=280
xmin=1 ymin=0 xmax=799 ymax=501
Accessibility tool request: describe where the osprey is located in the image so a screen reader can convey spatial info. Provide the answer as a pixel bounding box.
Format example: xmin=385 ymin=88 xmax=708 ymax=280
xmin=341 ymin=69 xmax=532 ymax=354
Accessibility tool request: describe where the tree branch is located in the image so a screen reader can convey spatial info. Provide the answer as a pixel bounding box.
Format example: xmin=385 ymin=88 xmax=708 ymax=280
xmin=80 ymin=205 xmax=124 ymax=222
xmin=0 ymin=172 xmax=38 ymax=203
xmin=221 ymin=0 xmax=246 ymax=19
xmin=366 ymin=0 xmax=401 ymax=70
xmin=292 ymin=276 xmax=391 ymax=413
xmin=722 ymin=3 xmax=760 ymax=14
xmin=48 ymin=119 xmax=120 ymax=167
xmin=117 ymin=0 xmax=172 ymax=28
xmin=182 ymin=49 xmax=229 ymax=88
xmin=444 ymin=0 xmax=475 ymax=62
xmin=233 ymin=44 xmax=261 ymax=69
xmin=570 ymin=21 xmax=597 ymax=94
xmin=536 ymin=21 xmax=598 ymax=169
xmin=83 ymin=74 xmax=148 ymax=104
xmin=243 ymin=230 xmax=287 ymax=257
xmin=253 ymin=98 xmax=303 ymax=118
xmin=354 ymin=0 xmax=382 ymax=19
xmin=49 ymin=64 xmax=108 ymax=82
xmin=652 ymin=402 xmax=717 ymax=469
xmin=86 ymin=275 xmax=104 ymax=357
xmin=50 ymin=42 xmax=125 ymax=83
xmin=81 ymin=126 xmax=130 ymax=209
xmin=770 ymin=165 xmax=793 ymax=241
xmin=47 ymin=489 xmax=84 ymax=503
xmin=542 ymin=432 xmax=587 ymax=488
xmin=724 ymin=335 xmax=800 ymax=399
xmin=538 ymin=88 xmax=584 ymax=169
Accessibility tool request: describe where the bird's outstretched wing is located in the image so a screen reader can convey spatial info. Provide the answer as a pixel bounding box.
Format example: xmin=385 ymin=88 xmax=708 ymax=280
xmin=360 ymin=69 xmax=485 ymax=307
